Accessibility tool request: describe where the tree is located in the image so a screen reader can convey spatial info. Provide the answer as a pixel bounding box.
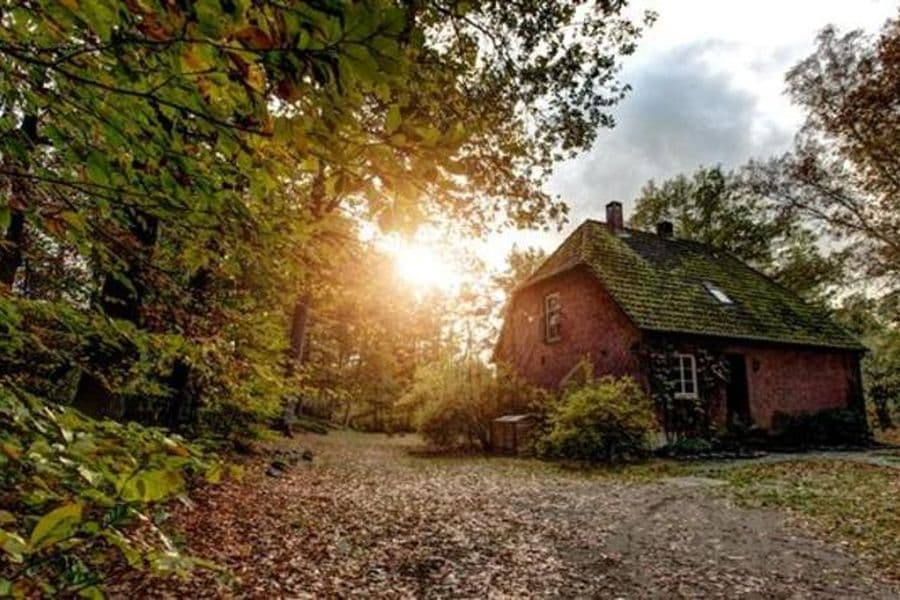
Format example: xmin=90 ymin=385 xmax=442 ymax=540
xmin=400 ymin=355 xmax=545 ymax=449
xmin=744 ymin=16 xmax=900 ymax=433
xmin=0 ymin=1 xmax=649 ymax=429
xmin=753 ymin=18 xmax=900 ymax=295
xmin=630 ymin=165 xmax=845 ymax=302
xmin=492 ymin=245 xmax=548 ymax=301
xmin=0 ymin=1 xmax=654 ymax=592
xmin=835 ymin=294 xmax=900 ymax=430
xmin=296 ymin=233 xmax=451 ymax=430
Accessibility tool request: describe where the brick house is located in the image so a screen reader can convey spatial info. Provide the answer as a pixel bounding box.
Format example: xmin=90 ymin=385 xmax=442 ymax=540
xmin=494 ymin=202 xmax=866 ymax=437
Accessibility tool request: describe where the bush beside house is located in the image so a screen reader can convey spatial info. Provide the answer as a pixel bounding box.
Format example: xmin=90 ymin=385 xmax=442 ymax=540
xmin=770 ymin=408 xmax=870 ymax=447
xmin=536 ymin=376 xmax=656 ymax=462
xmin=403 ymin=355 xmax=657 ymax=462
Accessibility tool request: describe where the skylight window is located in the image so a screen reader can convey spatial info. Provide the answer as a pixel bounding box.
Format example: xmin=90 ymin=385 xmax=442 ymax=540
xmin=704 ymin=282 xmax=733 ymax=305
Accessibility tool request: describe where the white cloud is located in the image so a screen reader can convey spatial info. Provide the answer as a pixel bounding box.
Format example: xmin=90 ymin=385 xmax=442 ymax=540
xmin=487 ymin=0 xmax=897 ymax=262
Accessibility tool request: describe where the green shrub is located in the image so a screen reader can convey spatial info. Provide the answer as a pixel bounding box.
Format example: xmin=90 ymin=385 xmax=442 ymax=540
xmin=400 ymin=359 xmax=546 ymax=451
xmin=401 ymin=359 xmax=498 ymax=450
xmin=868 ymin=368 xmax=900 ymax=430
xmin=415 ymin=393 xmax=487 ymax=449
xmin=662 ymin=436 xmax=714 ymax=456
xmin=537 ymin=376 xmax=656 ymax=462
xmin=861 ymin=321 xmax=900 ymax=430
xmin=0 ymin=387 xmax=223 ymax=597
xmin=770 ymin=408 xmax=870 ymax=447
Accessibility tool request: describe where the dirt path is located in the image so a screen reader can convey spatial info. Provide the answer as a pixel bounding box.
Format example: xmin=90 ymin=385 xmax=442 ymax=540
xmin=126 ymin=433 xmax=899 ymax=599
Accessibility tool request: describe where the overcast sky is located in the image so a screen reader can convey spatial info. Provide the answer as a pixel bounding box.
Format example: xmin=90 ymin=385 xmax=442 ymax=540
xmin=479 ymin=0 xmax=897 ymax=266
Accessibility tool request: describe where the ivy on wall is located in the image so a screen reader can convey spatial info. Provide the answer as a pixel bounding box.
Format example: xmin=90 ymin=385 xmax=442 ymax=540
xmin=645 ymin=342 xmax=729 ymax=440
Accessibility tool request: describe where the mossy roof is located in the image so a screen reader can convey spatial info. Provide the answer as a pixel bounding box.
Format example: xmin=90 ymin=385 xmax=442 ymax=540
xmin=520 ymin=220 xmax=863 ymax=351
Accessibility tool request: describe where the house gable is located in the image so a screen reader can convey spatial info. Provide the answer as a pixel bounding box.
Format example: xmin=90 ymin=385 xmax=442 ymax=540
xmin=496 ymin=267 xmax=642 ymax=389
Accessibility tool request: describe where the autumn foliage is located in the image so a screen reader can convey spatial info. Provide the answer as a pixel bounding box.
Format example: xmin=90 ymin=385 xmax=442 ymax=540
xmin=0 ymin=0 xmax=649 ymax=594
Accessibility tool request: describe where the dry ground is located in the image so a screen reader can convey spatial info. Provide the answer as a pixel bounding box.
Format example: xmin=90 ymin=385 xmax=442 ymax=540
xmin=122 ymin=432 xmax=900 ymax=599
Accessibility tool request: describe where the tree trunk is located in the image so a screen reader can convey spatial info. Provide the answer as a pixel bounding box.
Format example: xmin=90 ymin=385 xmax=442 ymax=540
xmin=162 ymin=358 xmax=192 ymax=430
xmin=286 ymin=293 xmax=310 ymax=376
xmin=279 ymin=165 xmax=326 ymax=435
xmin=874 ymin=400 xmax=894 ymax=430
xmin=0 ymin=114 xmax=47 ymax=289
xmin=98 ymin=210 xmax=158 ymax=322
xmin=343 ymin=399 xmax=353 ymax=428
xmin=73 ymin=210 xmax=159 ymax=418
xmin=0 ymin=209 xmax=25 ymax=287
xmin=160 ymin=266 xmax=213 ymax=430
xmin=278 ymin=293 xmax=311 ymax=437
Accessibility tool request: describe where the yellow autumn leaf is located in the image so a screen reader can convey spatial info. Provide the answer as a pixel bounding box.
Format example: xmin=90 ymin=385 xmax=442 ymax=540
xmin=29 ymin=503 xmax=83 ymax=550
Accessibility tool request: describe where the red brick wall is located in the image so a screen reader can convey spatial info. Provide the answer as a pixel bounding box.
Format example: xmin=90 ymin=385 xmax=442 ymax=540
xmin=651 ymin=336 xmax=864 ymax=431
xmin=497 ymin=268 xmax=642 ymax=389
xmin=496 ymin=271 xmax=863 ymax=433
xmin=723 ymin=343 xmax=861 ymax=429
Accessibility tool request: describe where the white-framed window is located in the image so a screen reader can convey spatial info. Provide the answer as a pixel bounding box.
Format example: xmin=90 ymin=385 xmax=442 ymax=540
xmin=704 ymin=281 xmax=733 ymax=305
xmin=544 ymin=292 xmax=561 ymax=343
xmin=674 ymin=353 xmax=698 ymax=398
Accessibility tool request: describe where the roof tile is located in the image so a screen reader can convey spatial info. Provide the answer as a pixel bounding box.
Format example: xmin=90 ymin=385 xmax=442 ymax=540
xmin=521 ymin=220 xmax=863 ymax=351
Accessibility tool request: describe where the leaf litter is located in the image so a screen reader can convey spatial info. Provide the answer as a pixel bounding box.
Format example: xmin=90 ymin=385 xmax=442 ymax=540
xmin=112 ymin=433 xmax=900 ymax=599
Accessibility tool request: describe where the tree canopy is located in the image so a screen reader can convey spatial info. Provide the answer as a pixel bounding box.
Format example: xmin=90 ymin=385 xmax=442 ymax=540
xmin=0 ymin=0 xmax=649 ymax=419
xmin=0 ymin=2 xmax=650 ymax=594
xmin=753 ymin=17 xmax=900 ymax=295
xmin=630 ymin=165 xmax=846 ymax=302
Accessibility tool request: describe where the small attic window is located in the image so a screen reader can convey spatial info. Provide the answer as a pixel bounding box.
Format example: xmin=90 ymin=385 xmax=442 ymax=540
xmin=704 ymin=282 xmax=733 ymax=305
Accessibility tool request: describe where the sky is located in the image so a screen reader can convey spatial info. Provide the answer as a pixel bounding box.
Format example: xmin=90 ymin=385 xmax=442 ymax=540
xmin=477 ymin=0 xmax=898 ymax=270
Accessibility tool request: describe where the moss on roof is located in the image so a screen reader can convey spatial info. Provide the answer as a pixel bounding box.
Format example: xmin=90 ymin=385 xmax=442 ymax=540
xmin=521 ymin=220 xmax=863 ymax=351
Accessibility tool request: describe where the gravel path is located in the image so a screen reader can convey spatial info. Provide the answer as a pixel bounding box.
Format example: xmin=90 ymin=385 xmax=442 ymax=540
xmin=126 ymin=433 xmax=900 ymax=599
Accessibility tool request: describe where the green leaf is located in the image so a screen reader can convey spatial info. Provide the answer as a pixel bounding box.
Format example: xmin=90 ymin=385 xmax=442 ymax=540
xmin=194 ymin=0 xmax=226 ymax=37
xmin=85 ymin=151 xmax=110 ymax=185
xmin=101 ymin=529 xmax=142 ymax=568
xmin=78 ymin=585 xmax=105 ymax=600
xmin=0 ymin=206 xmax=10 ymax=233
xmin=80 ymin=0 xmax=118 ymax=40
xmin=28 ymin=503 xmax=83 ymax=550
xmin=0 ymin=530 xmax=27 ymax=562
xmin=121 ymin=469 xmax=183 ymax=503
xmin=204 ymin=463 xmax=223 ymax=484
xmin=0 ymin=440 xmax=21 ymax=461
xmin=385 ymin=105 xmax=402 ymax=134
xmin=77 ymin=465 xmax=102 ymax=486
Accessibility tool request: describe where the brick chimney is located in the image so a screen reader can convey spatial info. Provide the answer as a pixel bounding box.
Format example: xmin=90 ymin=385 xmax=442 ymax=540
xmin=656 ymin=221 xmax=674 ymax=238
xmin=605 ymin=201 xmax=623 ymax=232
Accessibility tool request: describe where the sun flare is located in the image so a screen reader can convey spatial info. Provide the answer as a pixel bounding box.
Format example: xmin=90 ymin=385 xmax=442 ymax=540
xmin=385 ymin=238 xmax=461 ymax=293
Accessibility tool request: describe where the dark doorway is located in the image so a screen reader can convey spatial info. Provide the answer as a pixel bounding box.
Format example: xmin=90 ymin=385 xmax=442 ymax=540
xmin=725 ymin=354 xmax=752 ymax=428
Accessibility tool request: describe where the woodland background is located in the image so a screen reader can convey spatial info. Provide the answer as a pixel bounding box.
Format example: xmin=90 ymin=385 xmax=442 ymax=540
xmin=0 ymin=1 xmax=897 ymax=596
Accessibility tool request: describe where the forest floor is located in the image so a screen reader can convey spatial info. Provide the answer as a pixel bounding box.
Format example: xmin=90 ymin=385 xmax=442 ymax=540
xmin=121 ymin=432 xmax=900 ymax=599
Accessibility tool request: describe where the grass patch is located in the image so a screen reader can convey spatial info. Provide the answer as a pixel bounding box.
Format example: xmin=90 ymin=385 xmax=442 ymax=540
xmin=557 ymin=459 xmax=691 ymax=482
xmin=705 ymin=460 xmax=900 ymax=579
